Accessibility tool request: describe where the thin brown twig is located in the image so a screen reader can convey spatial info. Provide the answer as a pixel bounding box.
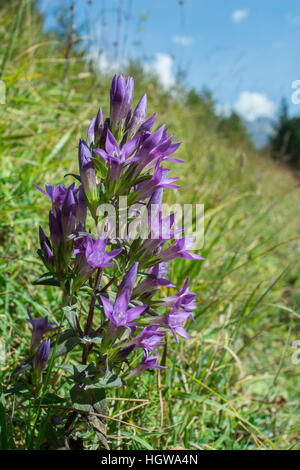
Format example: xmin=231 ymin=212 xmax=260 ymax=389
xmin=112 ymin=401 xmax=150 ymax=418
xmin=105 ymin=397 xmax=149 ymax=402
xmin=17 ymin=404 xmax=148 ymax=431
xmin=82 ymin=267 xmax=103 ymax=364
xmin=84 ymin=267 xmax=103 ymax=336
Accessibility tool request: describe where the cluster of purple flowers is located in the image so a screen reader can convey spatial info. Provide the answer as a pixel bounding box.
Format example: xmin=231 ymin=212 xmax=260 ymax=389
xmin=32 ymin=74 xmax=204 ymax=378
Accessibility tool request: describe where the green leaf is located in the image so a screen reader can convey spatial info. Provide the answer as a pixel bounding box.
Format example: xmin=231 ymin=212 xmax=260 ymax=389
xmin=11 ymin=357 xmax=33 ymax=378
xmin=54 ymin=329 xmax=81 ymax=357
xmin=79 ymin=336 xmax=102 ymax=346
xmin=33 ymin=276 xmax=60 ymax=287
xmin=38 ymin=393 xmax=66 ymax=405
xmin=70 ymin=384 xmax=106 ymax=411
xmin=91 ymin=155 xmax=108 ymax=179
xmin=63 ymin=306 xmax=78 ymax=332
xmin=91 ymin=373 xmax=123 ymax=390
xmin=60 ymin=363 xmax=99 ymax=384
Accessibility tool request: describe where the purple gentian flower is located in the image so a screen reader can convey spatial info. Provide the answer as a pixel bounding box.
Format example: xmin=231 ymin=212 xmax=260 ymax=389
xmin=100 ymin=291 xmax=146 ymax=328
xmin=36 ymin=183 xmax=86 ymax=231
xmin=126 ymin=94 xmax=147 ymax=139
xmin=34 ymin=183 xmax=75 ymax=210
xmin=87 ymin=107 xmax=104 ymax=146
xmin=34 ymin=339 xmax=51 ymax=375
xmin=160 ymin=277 xmax=196 ymax=315
xmin=158 ymin=237 xmax=205 ymax=262
xmin=38 ymin=226 xmax=55 ymax=269
xmin=134 ymin=164 xmax=180 ymax=202
xmin=138 ymin=113 xmax=157 ymax=134
xmin=75 ymin=187 xmax=87 ymax=227
xmin=49 ymin=209 xmax=62 ymax=251
xmin=110 ymin=74 xmax=134 ymax=131
xmin=78 ymin=139 xmax=98 ymax=203
xmin=117 ymin=262 xmax=139 ymax=299
xmin=128 ymin=325 xmax=166 ymax=353
xmin=61 ymin=187 xmax=77 ymax=240
xmin=130 ymin=125 xmax=183 ymax=175
xmin=138 ymin=211 xmax=180 ymax=261
xmin=74 ymin=235 xmax=122 ymax=282
xmin=27 ymin=307 xmax=56 ymax=352
xmin=84 ymin=236 xmax=122 ymax=268
xmin=129 ymin=350 xmax=167 ymax=378
xmin=151 ymin=309 xmax=193 ymax=343
xmin=134 ymin=263 xmax=175 ymax=296
xmin=93 ymin=130 xmax=139 ymax=182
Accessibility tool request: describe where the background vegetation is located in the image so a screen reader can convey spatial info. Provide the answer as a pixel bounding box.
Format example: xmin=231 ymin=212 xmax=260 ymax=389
xmin=270 ymin=98 xmax=300 ymax=169
xmin=0 ymin=0 xmax=299 ymax=450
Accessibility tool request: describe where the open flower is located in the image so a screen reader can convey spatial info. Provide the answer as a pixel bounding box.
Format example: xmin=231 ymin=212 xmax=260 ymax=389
xmin=130 ymin=125 xmax=182 ymax=176
xmin=133 ymin=163 xmax=180 ymax=203
xmin=160 ymin=277 xmax=196 ymax=314
xmin=134 ymin=263 xmax=175 ymax=297
xmin=128 ymin=325 xmax=166 ymax=353
xmin=151 ymin=309 xmax=193 ymax=343
xmin=34 ymin=183 xmax=74 ymax=210
xmin=74 ymin=235 xmax=122 ymax=283
xmin=158 ymin=236 xmax=205 ymax=262
xmin=129 ymin=350 xmax=167 ymax=378
xmin=100 ymin=291 xmax=146 ymax=329
xmin=94 ymin=130 xmax=139 ymax=182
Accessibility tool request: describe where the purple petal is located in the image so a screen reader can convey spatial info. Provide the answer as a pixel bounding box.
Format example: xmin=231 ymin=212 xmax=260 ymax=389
xmin=100 ymin=295 xmax=114 ymax=322
xmin=127 ymin=305 xmax=147 ymax=322
xmin=105 ymin=129 xmax=119 ymax=154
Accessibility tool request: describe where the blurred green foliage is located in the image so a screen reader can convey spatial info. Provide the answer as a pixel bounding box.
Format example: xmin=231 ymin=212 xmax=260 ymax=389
xmin=271 ymin=99 xmax=300 ymax=168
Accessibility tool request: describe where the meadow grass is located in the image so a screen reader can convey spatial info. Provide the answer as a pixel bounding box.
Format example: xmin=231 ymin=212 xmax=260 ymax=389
xmin=0 ymin=1 xmax=300 ymax=450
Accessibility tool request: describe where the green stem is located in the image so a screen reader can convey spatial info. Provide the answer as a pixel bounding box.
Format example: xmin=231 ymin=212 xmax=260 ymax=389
xmin=82 ymin=268 xmax=103 ymax=364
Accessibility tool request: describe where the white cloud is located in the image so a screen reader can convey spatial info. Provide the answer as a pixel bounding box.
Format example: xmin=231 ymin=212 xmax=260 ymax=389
xmin=144 ymin=53 xmax=175 ymax=89
xmin=232 ymin=9 xmax=249 ymax=23
xmin=234 ymin=91 xmax=276 ymax=122
xmin=172 ymin=35 xmax=194 ymax=46
xmin=86 ymin=47 xmax=125 ymax=74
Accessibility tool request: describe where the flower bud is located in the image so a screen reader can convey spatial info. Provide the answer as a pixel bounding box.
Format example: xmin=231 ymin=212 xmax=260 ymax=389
xmin=39 ymin=226 xmax=55 ymax=269
xmin=126 ymin=94 xmax=147 ymax=139
xmin=27 ymin=308 xmax=55 ymax=353
xmin=110 ymin=74 xmax=134 ymax=132
xmin=78 ymin=139 xmax=98 ymax=206
xmin=61 ymin=188 xmax=77 ymax=240
xmin=34 ymin=339 xmax=50 ymax=376
xmin=117 ymin=262 xmax=139 ymax=299
xmin=87 ymin=107 xmax=104 ymax=147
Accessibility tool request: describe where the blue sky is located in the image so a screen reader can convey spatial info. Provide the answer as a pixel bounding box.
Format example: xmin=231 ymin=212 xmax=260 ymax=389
xmin=38 ymin=0 xmax=300 ymax=122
